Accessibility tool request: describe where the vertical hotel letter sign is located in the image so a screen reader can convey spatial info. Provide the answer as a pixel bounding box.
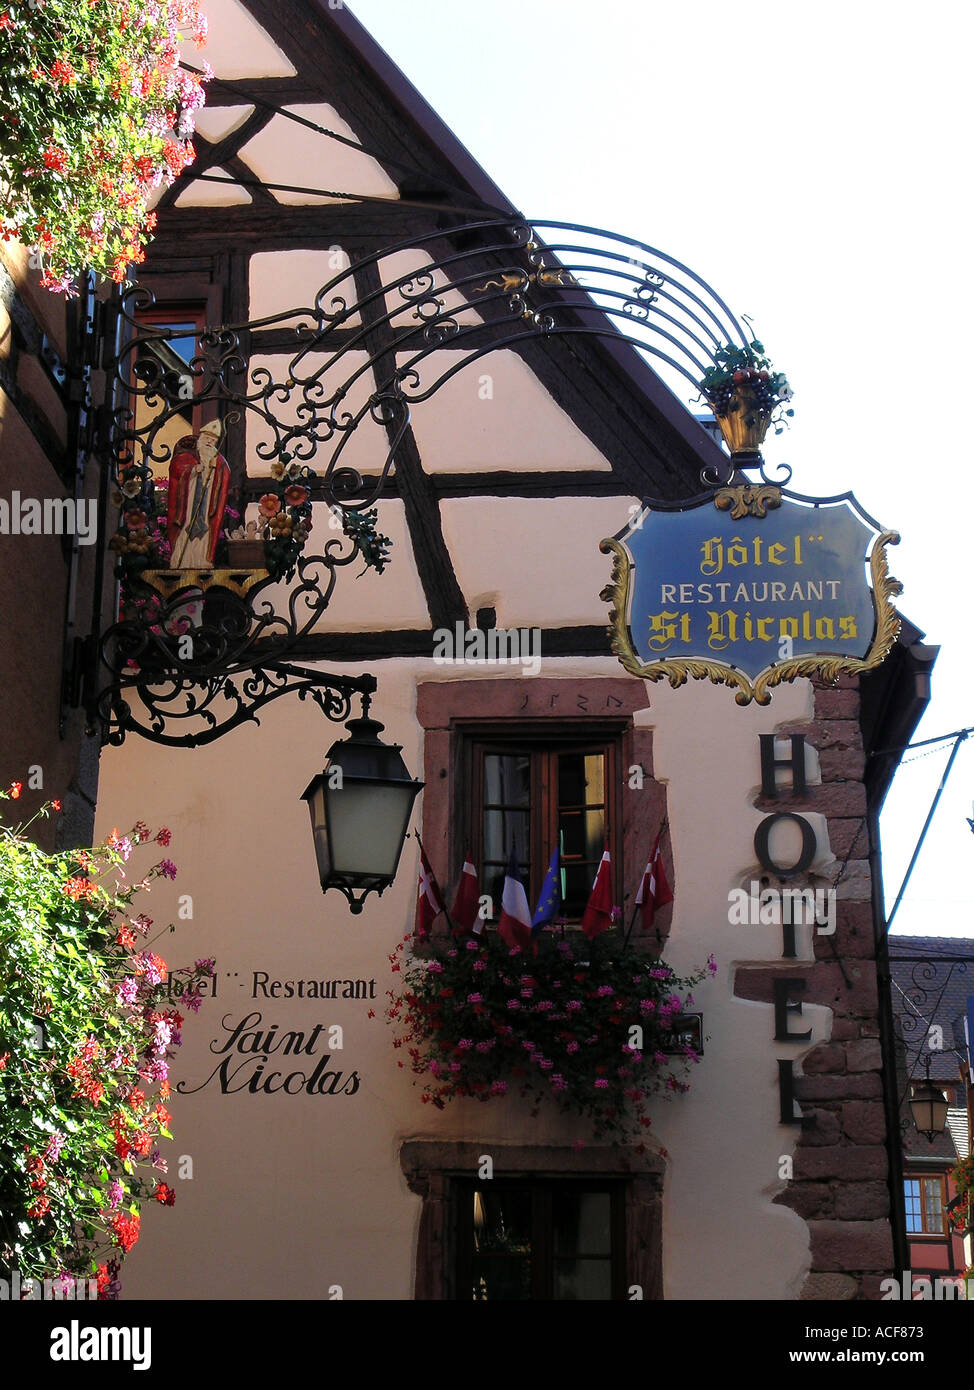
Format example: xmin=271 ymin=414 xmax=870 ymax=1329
xmin=600 ymin=485 xmax=902 ymax=704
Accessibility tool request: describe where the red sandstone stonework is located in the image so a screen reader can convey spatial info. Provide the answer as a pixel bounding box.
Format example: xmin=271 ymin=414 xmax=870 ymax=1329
xmin=739 ymin=677 xmax=893 ymax=1299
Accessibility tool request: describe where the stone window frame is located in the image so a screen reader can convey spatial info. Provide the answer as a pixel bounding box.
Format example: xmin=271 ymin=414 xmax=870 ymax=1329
xmin=415 ymin=677 xmax=671 ymax=948
xmin=400 ymin=1141 xmax=664 ymax=1300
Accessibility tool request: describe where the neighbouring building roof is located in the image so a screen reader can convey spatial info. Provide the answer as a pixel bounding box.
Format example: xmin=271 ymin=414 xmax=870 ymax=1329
xmin=889 ymin=934 xmax=973 ymax=1160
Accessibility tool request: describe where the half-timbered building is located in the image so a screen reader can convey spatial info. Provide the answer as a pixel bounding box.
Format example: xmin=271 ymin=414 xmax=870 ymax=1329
xmin=85 ymin=0 xmax=937 ymax=1300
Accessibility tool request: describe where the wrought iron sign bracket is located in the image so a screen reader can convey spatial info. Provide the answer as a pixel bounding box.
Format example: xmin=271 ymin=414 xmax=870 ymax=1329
xmin=84 ymin=216 xmax=792 ymax=744
xmin=92 ymin=657 xmax=377 ymax=750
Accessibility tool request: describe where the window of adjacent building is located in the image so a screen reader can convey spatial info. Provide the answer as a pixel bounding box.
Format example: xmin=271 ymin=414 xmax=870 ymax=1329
xmin=454 ymin=1178 xmax=625 ymax=1300
xmin=904 ymin=1176 xmax=947 ymax=1235
xmin=465 ymin=728 xmax=622 ymax=921
xmin=132 ymin=306 xmax=207 ymax=467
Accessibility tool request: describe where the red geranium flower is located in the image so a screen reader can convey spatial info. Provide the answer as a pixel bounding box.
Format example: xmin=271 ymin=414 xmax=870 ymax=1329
xmin=110 ymin=1212 xmax=141 ymax=1253
xmin=63 ymin=876 xmax=95 ymax=902
xmin=154 ymin=1182 xmax=175 ymax=1206
xmin=51 ymin=58 xmax=76 ymax=85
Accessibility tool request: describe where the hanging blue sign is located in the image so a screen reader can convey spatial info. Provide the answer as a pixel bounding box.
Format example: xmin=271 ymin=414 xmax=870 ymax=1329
xmin=601 ymin=484 xmax=902 ymax=705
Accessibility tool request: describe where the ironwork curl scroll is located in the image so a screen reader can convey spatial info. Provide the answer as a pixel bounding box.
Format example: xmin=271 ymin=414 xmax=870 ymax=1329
xmin=95 ymin=218 xmax=756 ymax=746
xmin=106 ymin=218 xmax=750 ymax=512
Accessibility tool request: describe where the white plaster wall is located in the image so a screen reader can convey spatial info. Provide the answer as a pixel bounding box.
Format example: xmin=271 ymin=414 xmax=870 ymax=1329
xmin=380 ymin=251 xmax=483 ymax=328
xmin=405 ymin=350 xmax=614 ymax=473
xmin=238 ymin=107 xmax=398 ymax=204
xmin=175 ymin=167 xmax=252 ymax=207
xmin=249 ymin=249 xmax=359 ymax=328
xmin=96 ymin=648 xmax=833 ymax=1300
xmin=191 ymin=106 xmax=256 ymax=146
xmin=440 ymin=495 xmax=639 ymax=627
xmin=178 ymin=0 xmax=296 ymax=79
xmin=639 ymin=677 xmax=828 ymax=1300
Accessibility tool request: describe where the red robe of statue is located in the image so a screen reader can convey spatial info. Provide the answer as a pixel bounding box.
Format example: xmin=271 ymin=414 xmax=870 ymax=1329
xmin=166 ymin=436 xmax=230 ymax=568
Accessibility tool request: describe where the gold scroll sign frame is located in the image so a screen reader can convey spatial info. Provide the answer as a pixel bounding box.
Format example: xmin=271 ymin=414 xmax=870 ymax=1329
xmin=599 ymin=485 xmax=903 ymax=706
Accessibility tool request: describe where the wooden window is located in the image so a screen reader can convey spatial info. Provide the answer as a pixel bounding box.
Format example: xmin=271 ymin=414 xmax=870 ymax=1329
xmin=904 ymin=1175 xmax=947 ymax=1236
xmin=400 ymin=1140 xmax=664 ymax=1301
xmin=132 ymin=305 xmax=207 ymax=453
xmin=464 ymin=727 xmax=623 ymax=923
xmin=452 ymin=1178 xmax=625 ymax=1301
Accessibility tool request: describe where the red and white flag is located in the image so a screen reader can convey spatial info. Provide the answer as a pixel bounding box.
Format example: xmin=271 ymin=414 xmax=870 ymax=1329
xmin=497 ymin=849 xmax=532 ymax=950
xmin=581 ymin=848 xmax=614 ymax=941
xmin=416 ymin=845 xmax=446 ymax=938
xmin=451 ymin=851 xmax=483 ymax=936
xmin=636 ymin=836 xmax=673 ymax=930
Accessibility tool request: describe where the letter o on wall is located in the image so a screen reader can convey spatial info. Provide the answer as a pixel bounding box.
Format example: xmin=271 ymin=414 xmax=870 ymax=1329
xmin=754 ymin=812 xmax=816 ymax=879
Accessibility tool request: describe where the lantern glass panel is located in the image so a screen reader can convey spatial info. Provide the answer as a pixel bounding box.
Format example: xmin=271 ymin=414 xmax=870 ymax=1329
xmin=325 ymin=780 xmax=416 ymax=879
xmin=305 ymin=780 xmax=331 ymax=884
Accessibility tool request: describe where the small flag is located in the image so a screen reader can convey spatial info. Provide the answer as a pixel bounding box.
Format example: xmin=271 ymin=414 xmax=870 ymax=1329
xmin=416 ymin=844 xmax=446 ymax=938
xmin=531 ymin=845 xmax=562 ymax=935
xmin=497 ymin=847 xmax=533 ymax=950
xmin=451 ymin=851 xmax=482 ymax=936
xmin=581 ymin=848 xmax=613 ymax=941
xmin=636 ymin=835 xmax=673 ymax=931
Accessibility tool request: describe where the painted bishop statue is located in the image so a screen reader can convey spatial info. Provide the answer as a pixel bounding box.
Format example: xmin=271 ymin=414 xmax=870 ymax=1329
xmin=166 ymin=418 xmax=231 ymax=569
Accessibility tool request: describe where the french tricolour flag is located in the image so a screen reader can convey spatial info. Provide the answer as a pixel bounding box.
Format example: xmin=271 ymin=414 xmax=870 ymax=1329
xmin=497 ymin=847 xmax=532 ymax=950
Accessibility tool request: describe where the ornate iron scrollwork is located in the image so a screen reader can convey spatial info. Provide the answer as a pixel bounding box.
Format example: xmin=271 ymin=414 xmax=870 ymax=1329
xmin=107 ymin=219 xmax=748 ymax=511
xmin=92 ymin=218 xmax=757 ymax=746
xmin=889 ymin=951 xmax=972 ymax=1137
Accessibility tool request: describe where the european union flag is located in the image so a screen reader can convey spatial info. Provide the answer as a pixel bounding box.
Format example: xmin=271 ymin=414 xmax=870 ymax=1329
xmin=531 ymin=845 xmax=562 ymax=934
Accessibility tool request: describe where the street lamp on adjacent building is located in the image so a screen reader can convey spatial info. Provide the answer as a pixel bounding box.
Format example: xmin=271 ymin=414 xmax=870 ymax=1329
xmin=909 ymin=1075 xmax=950 ymax=1143
xmin=302 ymin=700 xmax=424 ymax=913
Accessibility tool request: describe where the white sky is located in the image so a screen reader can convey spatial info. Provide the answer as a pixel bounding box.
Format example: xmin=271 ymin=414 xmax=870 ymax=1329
xmin=349 ymin=0 xmax=974 ymax=939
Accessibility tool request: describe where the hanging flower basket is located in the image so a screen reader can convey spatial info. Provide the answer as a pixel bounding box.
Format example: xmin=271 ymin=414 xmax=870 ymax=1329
xmin=948 ymin=1153 xmax=974 ymax=1236
xmin=386 ymin=929 xmax=715 ymax=1149
xmin=0 ymin=1 xmax=210 ymax=292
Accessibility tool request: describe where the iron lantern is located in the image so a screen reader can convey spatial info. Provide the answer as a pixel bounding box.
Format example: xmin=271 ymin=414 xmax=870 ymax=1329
xmin=302 ymin=704 xmax=423 ymax=913
xmin=909 ymin=1076 xmax=950 ymax=1143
